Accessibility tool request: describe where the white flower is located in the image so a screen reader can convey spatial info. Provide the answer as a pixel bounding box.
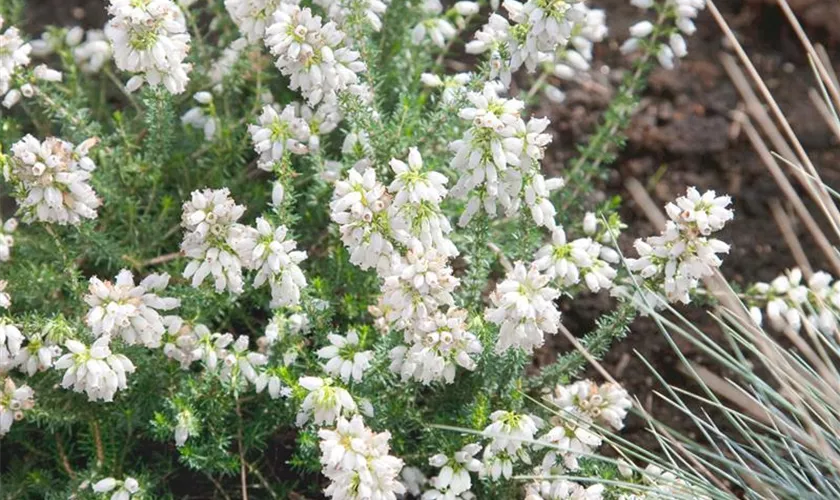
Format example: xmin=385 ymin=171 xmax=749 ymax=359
xmin=162 ymin=319 xmax=234 ymax=370
xmin=664 ymin=187 xmax=733 ymax=236
xmin=449 ymin=83 xmax=555 ymax=227
xmin=534 ymin=226 xmax=618 ymax=293
xmin=0 ymin=322 xmax=24 ymax=371
xmin=625 ymin=187 xmax=733 ymax=306
xmin=263 ymin=312 xmax=309 ymax=345
xmin=481 ymin=410 xmax=541 ymax=480
xmin=0 ymin=280 xmax=8 ymax=309
xmin=526 ymin=478 xmax=604 ymax=500
xmin=484 ymin=410 xmax=541 ymax=455
xmin=0 ymin=19 xmax=32 ymax=107
xmin=264 ymin=4 xmax=365 ymax=105
xmin=745 ymin=268 xmax=840 ymax=333
xmin=412 ymin=11 xmax=457 ymax=48
xmin=319 ymin=416 xmax=406 ymax=500
xmin=389 ymin=308 xmax=482 ymax=384
xmin=220 ymin=335 xmax=268 ymax=384
xmin=248 ymin=104 xmax=310 ymax=170
xmin=225 ymin=0 xmax=282 ymax=42
xmin=255 ymin=370 xmax=291 ymax=399
xmin=209 ymin=38 xmax=248 ymax=91
xmin=73 ymin=29 xmax=113 ymax=73
xmin=11 ymin=327 xmax=62 ymax=376
xmin=330 ymin=166 xmax=396 ymax=274
xmin=381 ymin=248 xmax=459 ymax=329
xmin=549 ymin=380 xmax=632 ymax=431
xmin=7 ymin=135 xmax=101 ymax=225
xmin=85 ymin=270 xmax=180 ymax=347
xmin=387 ymin=148 xmax=458 ymax=257
xmin=319 ymin=414 xmax=372 ymax=470
xmin=105 ymin=0 xmax=192 ymax=94
xmin=426 ymin=443 xmax=483 ymax=497
xmin=297 ymin=101 xmax=342 ymax=151
xmin=180 ymin=188 xmax=248 ymax=294
xmin=625 ymin=0 xmax=705 ymax=68
xmin=402 ymin=466 xmax=428 ymax=497
xmin=92 ymin=476 xmax=141 ymax=500
xmin=540 ymin=418 xmax=602 ymax=471
xmin=0 ymin=217 xmax=18 ymax=261
xmin=485 ymin=262 xmax=561 ymax=354
xmin=314 ymin=0 xmax=391 ymax=33
xmin=174 ymin=409 xmax=194 ymax=447
xmin=0 ymin=377 xmax=34 ymax=436
xmin=54 ymin=336 xmax=136 ymax=402
xmin=234 ymin=217 xmax=308 ymax=307
xmin=182 ymin=93 xmax=219 ymax=140
xmin=422 ymin=72 xmax=471 ymax=105
xmin=297 ymin=376 xmax=357 ymax=426
xmin=317 ymin=330 xmax=374 ymax=383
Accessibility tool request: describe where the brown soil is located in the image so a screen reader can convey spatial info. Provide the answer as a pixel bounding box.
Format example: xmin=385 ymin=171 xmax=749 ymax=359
xmin=22 ymin=0 xmax=840 ymax=491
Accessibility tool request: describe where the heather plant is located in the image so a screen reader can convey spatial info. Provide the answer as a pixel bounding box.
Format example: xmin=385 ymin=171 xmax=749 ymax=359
xmin=0 ymin=0 xmax=737 ymax=498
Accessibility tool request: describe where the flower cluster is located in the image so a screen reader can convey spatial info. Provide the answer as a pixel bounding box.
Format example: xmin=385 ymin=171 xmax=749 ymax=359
xmin=314 ymin=0 xmax=391 ymax=33
xmin=162 ymin=319 xmax=232 ymax=369
xmin=465 ymin=0 xmax=607 ymax=85
xmin=296 ymin=376 xmax=358 ymax=426
xmin=182 ymin=92 xmax=219 ymax=141
xmin=73 ymin=29 xmax=113 ymax=73
xmin=411 ymin=0 xmax=461 ymax=48
xmin=747 ymin=268 xmax=840 ymax=334
xmin=520 ymin=381 xmax=630 ymax=499
xmin=264 ymin=4 xmax=365 ymax=105
xmin=92 ymin=476 xmax=141 ymax=500
xmin=5 ymin=135 xmax=101 ymax=225
xmin=3 ymin=322 xmax=63 ymax=376
xmin=449 ymin=83 xmax=560 ymax=228
xmin=105 ymin=0 xmax=192 ymax=93
xmin=534 ymin=217 xmax=619 ymax=293
xmin=0 ymin=377 xmax=35 ymax=436
xmin=318 ymin=415 xmax=406 ymax=499
xmin=0 ymin=322 xmax=24 ymax=371
xmin=317 ymin=330 xmax=374 ymax=383
xmin=219 ymin=335 xmax=268 ymax=385
xmin=485 ymin=262 xmax=561 ymax=354
xmin=525 ymin=478 xmax=605 ymax=500
xmin=380 ymin=248 xmax=459 ymax=329
xmin=330 ymin=166 xmax=396 ymax=274
xmin=54 ymin=337 xmax=136 ymax=402
xmin=225 ymin=0 xmax=283 ymax=42
xmin=421 ymin=71 xmax=471 ymax=106
xmin=616 ymin=463 xmax=712 ymax=500
xmin=625 ymin=187 xmax=733 ymax=306
xmin=424 ymin=442 xmax=483 ymax=498
xmin=234 ymin=217 xmax=308 ymax=308
xmin=248 ymin=104 xmax=311 ymax=170
xmin=388 ymin=147 xmax=457 ymax=257
xmin=331 ymin=149 xmax=483 ymax=385
xmin=180 ymin=188 xmax=248 ymax=294
xmin=0 ymin=17 xmax=32 ymax=108
xmin=482 ymin=411 xmax=542 ymax=480
xmin=623 ymin=0 xmax=705 ymax=69
xmin=389 ymin=308 xmax=482 ymax=385
xmin=85 ymin=270 xmax=181 ymax=348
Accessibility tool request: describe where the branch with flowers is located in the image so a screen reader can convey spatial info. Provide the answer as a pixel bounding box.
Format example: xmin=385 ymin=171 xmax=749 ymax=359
xmin=0 ymin=0 xmax=744 ymax=498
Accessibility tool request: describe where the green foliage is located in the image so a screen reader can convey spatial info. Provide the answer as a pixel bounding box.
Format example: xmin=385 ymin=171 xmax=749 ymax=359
xmin=0 ymin=0 xmax=691 ymax=498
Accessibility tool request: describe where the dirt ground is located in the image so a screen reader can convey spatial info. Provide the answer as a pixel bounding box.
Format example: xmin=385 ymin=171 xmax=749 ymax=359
xmin=20 ymin=0 xmax=840 ymax=490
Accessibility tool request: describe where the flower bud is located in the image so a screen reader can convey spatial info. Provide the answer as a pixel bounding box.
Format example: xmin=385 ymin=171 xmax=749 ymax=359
xmin=272 ymin=182 xmax=285 ymax=207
